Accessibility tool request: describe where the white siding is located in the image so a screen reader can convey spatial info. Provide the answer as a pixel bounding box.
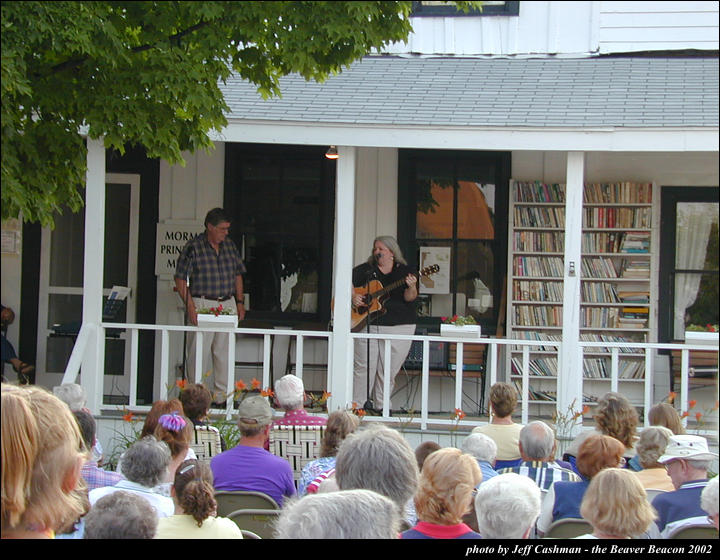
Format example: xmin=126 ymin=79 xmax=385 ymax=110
xmin=382 ymin=1 xmax=718 ymax=56
xmin=599 ymin=1 xmax=720 ymax=53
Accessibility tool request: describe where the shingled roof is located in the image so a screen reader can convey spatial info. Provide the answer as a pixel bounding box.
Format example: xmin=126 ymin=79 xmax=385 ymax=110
xmin=221 ymin=56 xmax=718 ymax=129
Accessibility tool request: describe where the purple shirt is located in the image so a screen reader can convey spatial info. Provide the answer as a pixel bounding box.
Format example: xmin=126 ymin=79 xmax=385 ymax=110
xmin=81 ymin=460 xmax=125 ymax=491
xmin=211 ymin=444 xmax=296 ymax=506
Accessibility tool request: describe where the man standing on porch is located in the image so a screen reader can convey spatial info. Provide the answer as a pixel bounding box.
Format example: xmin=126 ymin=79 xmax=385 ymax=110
xmin=175 ymin=208 xmax=246 ymax=406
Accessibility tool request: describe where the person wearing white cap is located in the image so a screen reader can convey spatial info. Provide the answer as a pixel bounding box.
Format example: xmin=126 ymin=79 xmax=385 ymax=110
xmin=652 ymin=434 xmax=718 ymax=538
xmin=273 ymin=374 xmax=327 ymax=427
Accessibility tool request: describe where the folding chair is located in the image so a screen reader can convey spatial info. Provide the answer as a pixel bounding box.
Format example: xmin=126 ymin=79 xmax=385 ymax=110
xmin=269 ymin=424 xmax=326 ymax=488
xmin=214 ymin=490 xmax=280 ymax=518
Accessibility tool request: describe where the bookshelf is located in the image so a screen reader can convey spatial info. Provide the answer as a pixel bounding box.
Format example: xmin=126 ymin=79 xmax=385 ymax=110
xmin=508 ymin=180 xmax=658 ymax=411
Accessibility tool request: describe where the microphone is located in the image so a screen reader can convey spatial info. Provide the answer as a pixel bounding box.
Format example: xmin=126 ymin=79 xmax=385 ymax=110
xmin=374 ymin=252 xmax=382 ymax=261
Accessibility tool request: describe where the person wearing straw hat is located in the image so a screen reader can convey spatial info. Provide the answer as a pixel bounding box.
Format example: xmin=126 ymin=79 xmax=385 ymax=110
xmin=652 ymin=434 xmax=718 ymax=538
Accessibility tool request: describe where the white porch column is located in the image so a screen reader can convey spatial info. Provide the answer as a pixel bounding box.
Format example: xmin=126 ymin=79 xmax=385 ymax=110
xmin=329 ymin=146 xmax=356 ymax=411
xmin=560 ymin=151 xmax=584 ymax=428
xmin=82 ymin=136 xmax=106 ymax=413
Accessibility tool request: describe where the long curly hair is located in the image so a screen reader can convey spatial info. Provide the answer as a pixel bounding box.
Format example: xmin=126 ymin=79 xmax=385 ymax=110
xmin=173 ymin=460 xmax=217 ymax=527
xmin=320 ymin=410 xmax=360 ymax=458
xmin=593 ymin=392 xmax=638 ymax=449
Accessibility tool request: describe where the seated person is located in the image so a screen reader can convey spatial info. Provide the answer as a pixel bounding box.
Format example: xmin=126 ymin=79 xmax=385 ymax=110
xmin=474 ymin=473 xmax=542 ymax=539
xmin=575 ymin=468 xmax=657 ymax=539
xmin=153 ymin=412 xmax=195 ymax=493
xmin=298 ymin=410 xmax=359 ymax=496
xmin=73 ymin=409 xmax=125 ymax=491
xmin=1 ymin=305 xmax=34 ymax=382
xmin=155 ymin=460 xmax=243 ymax=539
xmin=89 ymin=436 xmax=175 ymax=518
xmin=653 ymin=434 xmax=717 ymax=538
xmin=1 ymin=384 xmax=86 ymax=539
xmin=701 ymin=476 xmax=719 ymax=530
xmin=497 ymin=420 xmax=580 ymax=491
xmin=84 ymin=491 xmax=158 ymax=539
xmin=335 ymin=424 xmax=419 ymax=530
xmin=461 ymin=434 xmax=498 ymax=485
xmin=564 ymin=392 xmax=638 ymax=470
xmin=275 ymin=489 xmax=400 ymax=539
xmin=55 ymin=383 xmax=104 ymax=462
xmin=401 ymin=448 xmax=482 ymax=539
xmin=536 ymin=434 xmax=625 ymax=537
xmin=273 ymin=374 xmax=327 ymax=426
xmin=210 ymin=395 xmax=296 ymax=506
xmin=179 ymin=382 xmax=226 ymax=452
xmin=471 ymin=382 xmax=523 ymax=469
xmin=631 ymin=426 xmax=675 ymax=492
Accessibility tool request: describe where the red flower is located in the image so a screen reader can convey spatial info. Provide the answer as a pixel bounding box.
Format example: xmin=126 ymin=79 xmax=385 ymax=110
xmin=680 ymin=410 xmax=690 ymax=418
xmin=688 ymin=399 xmax=697 ymax=409
xmin=453 ymin=408 xmax=466 ymax=420
xmin=235 ymin=380 xmax=247 ymax=391
xmin=695 ymin=412 xmax=703 ymax=422
xmin=251 ymin=378 xmax=261 ymax=390
xmin=261 ymin=388 xmax=275 ymax=398
xmin=123 ymin=411 xmax=134 ymax=422
xmin=176 ymin=379 xmax=187 ymax=390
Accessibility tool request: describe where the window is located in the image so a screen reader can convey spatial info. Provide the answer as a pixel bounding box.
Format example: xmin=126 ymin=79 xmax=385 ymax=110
xmin=398 ymin=150 xmax=510 ymax=329
xmin=224 ymin=144 xmax=336 ymax=324
xmin=659 ymin=187 xmax=719 ymax=341
xmin=411 ymin=1 xmax=519 ymax=17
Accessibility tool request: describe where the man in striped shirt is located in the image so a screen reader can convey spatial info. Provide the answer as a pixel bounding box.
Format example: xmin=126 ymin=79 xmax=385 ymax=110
xmin=175 ymin=208 xmax=246 ymax=403
xmin=497 ymin=420 xmax=580 ymax=491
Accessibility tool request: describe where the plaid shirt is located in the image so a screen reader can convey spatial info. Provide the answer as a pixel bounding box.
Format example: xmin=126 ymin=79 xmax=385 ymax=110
xmin=81 ymin=460 xmax=125 ymax=491
xmin=174 ymin=232 xmax=246 ymax=299
xmin=498 ymin=460 xmax=581 ymax=491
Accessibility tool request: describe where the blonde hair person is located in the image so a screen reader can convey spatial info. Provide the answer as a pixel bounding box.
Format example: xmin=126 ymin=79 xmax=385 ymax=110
xmin=1 ymin=383 xmax=86 ymax=539
xmin=471 ymin=382 xmax=523 ymax=466
xmin=633 ymin=426 xmax=675 ymax=492
xmin=401 ymin=448 xmax=483 ymax=539
xmin=578 ymin=468 xmax=657 ymax=539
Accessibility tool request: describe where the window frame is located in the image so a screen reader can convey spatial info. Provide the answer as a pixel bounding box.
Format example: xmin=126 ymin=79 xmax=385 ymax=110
xmin=223 ymin=143 xmax=336 ymax=325
xmin=411 ymin=1 xmax=519 ymax=17
xmin=658 ymin=186 xmax=719 ymax=343
xmin=398 ymin=149 xmax=510 ymax=332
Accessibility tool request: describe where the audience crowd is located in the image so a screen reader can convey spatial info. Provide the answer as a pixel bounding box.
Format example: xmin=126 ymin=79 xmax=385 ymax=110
xmin=1 ymin=381 xmax=718 ymax=540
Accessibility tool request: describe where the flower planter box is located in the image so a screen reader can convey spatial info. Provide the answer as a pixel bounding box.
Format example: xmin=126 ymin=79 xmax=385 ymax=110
xmin=197 ymin=314 xmax=238 ymax=329
xmin=440 ymin=324 xmax=482 ymax=338
xmin=684 ymin=331 xmax=719 ymax=346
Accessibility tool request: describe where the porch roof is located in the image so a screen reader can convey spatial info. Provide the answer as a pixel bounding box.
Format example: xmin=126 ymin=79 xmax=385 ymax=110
xmin=220 ymin=56 xmax=719 ymax=129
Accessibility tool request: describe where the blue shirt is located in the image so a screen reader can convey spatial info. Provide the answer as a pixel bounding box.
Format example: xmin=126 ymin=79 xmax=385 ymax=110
xmin=652 ymin=479 xmax=711 ymax=538
xmin=498 ymin=460 xmax=581 ymax=491
xmin=175 ymin=232 xmax=245 ymax=299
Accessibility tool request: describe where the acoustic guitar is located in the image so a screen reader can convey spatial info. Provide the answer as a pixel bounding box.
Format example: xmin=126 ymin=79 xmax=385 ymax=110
xmin=351 ymin=264 xmax=439 ymax=332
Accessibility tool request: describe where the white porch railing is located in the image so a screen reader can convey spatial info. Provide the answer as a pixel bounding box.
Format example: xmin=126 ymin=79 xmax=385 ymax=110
xmin=62 ymin=322 xmax=718 ymax=434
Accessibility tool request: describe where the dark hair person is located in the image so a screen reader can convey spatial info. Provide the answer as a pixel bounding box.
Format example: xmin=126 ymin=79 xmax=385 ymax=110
xmin=154 ymin=459 xmax=243 ymax=539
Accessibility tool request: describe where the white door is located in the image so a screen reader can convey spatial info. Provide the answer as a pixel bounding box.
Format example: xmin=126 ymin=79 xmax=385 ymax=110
xmin=36 ymin=173 xmax=140 ymax=398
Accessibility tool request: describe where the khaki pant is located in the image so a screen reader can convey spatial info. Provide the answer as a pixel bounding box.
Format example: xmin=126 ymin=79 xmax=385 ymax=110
xmin=353 ymin=323 xmax=415 ymax=409
xmin=186 ymin=296 xmax=237 ymax=400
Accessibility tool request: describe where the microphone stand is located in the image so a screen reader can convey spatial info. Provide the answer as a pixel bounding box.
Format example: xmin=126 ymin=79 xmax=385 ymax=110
xmin=181 ymin=272 xmax=190 ymax=381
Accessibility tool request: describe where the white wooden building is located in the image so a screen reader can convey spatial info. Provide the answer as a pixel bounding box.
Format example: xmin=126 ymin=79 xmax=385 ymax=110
xmin=1 ymin=2 xmax=717 ymax=445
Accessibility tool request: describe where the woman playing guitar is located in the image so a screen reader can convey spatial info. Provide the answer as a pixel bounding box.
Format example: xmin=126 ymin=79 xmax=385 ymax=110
xmin=351 ymin=236 xmax=418 ymax=412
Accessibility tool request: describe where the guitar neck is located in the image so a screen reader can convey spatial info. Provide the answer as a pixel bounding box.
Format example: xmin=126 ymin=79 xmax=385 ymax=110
xmin=371 ymin=277 xmax=407 ymax=299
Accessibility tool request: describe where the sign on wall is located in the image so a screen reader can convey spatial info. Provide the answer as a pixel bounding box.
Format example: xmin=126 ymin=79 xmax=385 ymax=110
xmin=419 ymin=246 xmax=451 ymax=294
xmin=155 ymin=222 xmax=204 ymax=277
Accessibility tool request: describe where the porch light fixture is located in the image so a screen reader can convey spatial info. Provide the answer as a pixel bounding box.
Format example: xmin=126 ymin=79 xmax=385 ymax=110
xmin=325 ymin=146 xmax=339 ymax=159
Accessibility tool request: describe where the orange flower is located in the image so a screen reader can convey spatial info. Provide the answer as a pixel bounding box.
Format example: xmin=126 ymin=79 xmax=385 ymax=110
xmin=453 ymin=408 xmax=466 ymax=420
xmin=680 ymin=410 xmax=690 ymax=418
xmin=667 ymin=391 xmax=677 ymax=404
xmin=582 ymin=405 xmax=591 ymax=415
xmin=688 ymin=400 xmax=697 ymax=409
xmin=123 ymin=411 xmax=134 ymax=422
xmin=235 ymin=380 xmax=247 ymax=391
xmin=176 ymin=379 xmax=187 ymax=390
xmin=251 ymin=378 xmax=261 ymax=390
xmin=322 ymin=391 xmax=332 ymax=401
xmin=695 ymin=412 xmax=703 ymax=422
xmin=261 ymin=388 xmax=275 ymax=398
xmin=714 ymin=401 xmax=719 ymax=411
xmin=356 ymin=409 xmax=367 ymax=418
